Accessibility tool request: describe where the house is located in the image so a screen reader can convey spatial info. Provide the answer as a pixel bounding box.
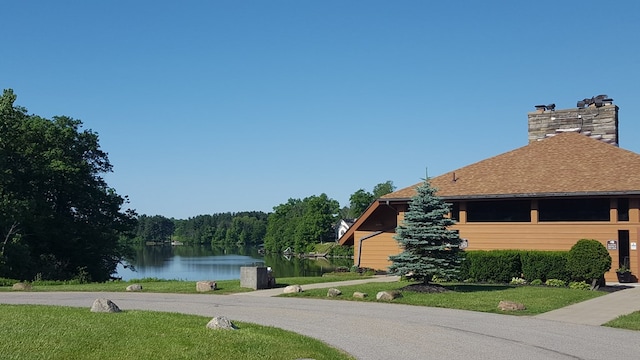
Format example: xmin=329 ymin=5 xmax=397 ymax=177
xmin=336 ymin=219 xmax=356 ymax=240
xmin=338 ymin=101 xmax=640 ymax=282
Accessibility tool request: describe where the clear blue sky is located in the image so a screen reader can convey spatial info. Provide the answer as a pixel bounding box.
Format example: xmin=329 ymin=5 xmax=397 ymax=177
xmin=3 ymin=1 xmax=639 ymax=219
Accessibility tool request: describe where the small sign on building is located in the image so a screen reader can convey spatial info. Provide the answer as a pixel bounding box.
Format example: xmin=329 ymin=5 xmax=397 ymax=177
xmin=607 ymin=240 xmax=617 ymax=250
xmin=631 ymin=242 xmax=637 ymax=251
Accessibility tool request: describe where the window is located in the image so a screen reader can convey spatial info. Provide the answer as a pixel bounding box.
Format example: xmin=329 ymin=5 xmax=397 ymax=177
xmin=538 ymin=198 xmax=610 ymax=222
xmin=449 ymin=202 xmax=460 ymax=221
xmin=618 ymin=198 xmax=629 ymax=222
xmin=466 ymin=200 xmax=531 ymax=222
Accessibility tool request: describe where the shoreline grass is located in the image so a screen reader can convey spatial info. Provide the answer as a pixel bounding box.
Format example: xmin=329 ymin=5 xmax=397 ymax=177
xmin=0 ymin=304 xmax=354 ymax=360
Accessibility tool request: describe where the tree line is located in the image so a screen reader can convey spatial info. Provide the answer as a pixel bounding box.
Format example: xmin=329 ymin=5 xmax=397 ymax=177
xmin=133 ymin=181 xmax=396 ymax=254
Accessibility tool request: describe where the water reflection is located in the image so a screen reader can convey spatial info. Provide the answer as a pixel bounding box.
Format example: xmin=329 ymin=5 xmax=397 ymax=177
xmin=116 ymin=244 xmax=352 ymax=281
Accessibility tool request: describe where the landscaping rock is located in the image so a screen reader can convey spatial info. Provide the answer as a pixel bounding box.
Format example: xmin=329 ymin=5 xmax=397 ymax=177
xmin=12 ymin=282 xmax=32 ymax=291
xmin=126 ymin=284 xmax=143 ymax=292
xmin=376 ymin=290 xmax=402 ymax=301
xmin=206 ymin=316 xmax=237 ymax=330
xmin=327 ymin=288 xmax=342 ymax=297
xmin=498 ymin=300 xmax=526 ymax=311
xmin=353 ymin=291 xmax=368 ymax=299
xmin=196 ymin=281 xmax=217 ymax=292
xmin=90 ymin=298 xmax=121 ymax=313
xmin=283 ymin=285 xmax=303 ymax=294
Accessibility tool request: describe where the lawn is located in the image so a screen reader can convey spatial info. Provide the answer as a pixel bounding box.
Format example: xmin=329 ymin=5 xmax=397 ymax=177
xmin=604 ymin=311 xmax=640 ymax=331
xmin=280 ymin=281 xmax=606 ymax=316
xmin=0 ymin=273 xmax=369 ymax=294
xmin=0 ymin=305 xmax=354 ymax=360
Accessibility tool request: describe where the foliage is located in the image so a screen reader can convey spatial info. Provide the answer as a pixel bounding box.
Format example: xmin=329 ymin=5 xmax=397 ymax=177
xmin=171 ymin=211 xmax=268 ymax=247
xmin=545 ymin=279 xmax=566 ymax=287
xmin=458 ymin=250 xmax=522 ymax=283
xmin=388 ymin=179 xmax=462 ymax=283
xmin=520 ymin=251 xmax=570 ymax=282
xmin=264 ymin=194 xmax=339 ymax=253
xmin=567 ymin=239 xmax=611 ymax=283
xmin=345 ymin=180 xmax=395 ymax=219
xmin=569 ymin=281 xmax=591 ymax=290
xmin=510 ymin=277 xmax=526 ymax=285
xmin=0 ymin=89 xmax=137 ymax=282
xmin=530 ymin=279 xmax=543 ymax=286
xmin=0 ymin=305 xmax=354 ymax=360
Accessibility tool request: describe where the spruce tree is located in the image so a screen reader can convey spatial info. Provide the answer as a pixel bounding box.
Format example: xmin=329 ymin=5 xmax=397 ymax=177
xmin=388 ymin=178 xmax=462 ymax=283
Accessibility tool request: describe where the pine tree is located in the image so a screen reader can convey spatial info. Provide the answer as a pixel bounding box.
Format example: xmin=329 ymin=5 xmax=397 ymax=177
xmin=388 ymin=178 xmax=462 ymax=283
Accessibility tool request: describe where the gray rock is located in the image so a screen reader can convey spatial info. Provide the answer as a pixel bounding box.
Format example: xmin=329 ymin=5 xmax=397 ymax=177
xmin=498 ymin=300 xmax=526 ymax=311
xmin=327 ymin=288 xmax=342 ymax=297
xmin=126 ymin=284 xmax=143 ymax=292
xmin=90 ymin=298 xmax=121 ymax=313
xmin=12 ymin=282 xmax=32 ymax=291
xmin=196 ymin=281 xmax=217 ymax=292
xmin=376 ymin=290 xmax=402 ymax=301
xmin=283 ymin=285 xmax=303 ymax=294
xmin=352 ymin=291 xmax=368 ymax=299
xmin=206 ymin=316 xmax=237 ymax=330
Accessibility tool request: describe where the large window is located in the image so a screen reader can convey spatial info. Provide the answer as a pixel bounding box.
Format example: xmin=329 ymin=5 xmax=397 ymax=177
xmin=466 ymin=200 xmax=531 ymax=222
xmin=538 ymin=198 xmax=610 ymax=222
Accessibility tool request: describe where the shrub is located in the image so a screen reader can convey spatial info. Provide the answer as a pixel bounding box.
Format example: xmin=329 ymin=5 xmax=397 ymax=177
xmin=545 ymin=279 xmax=566 ymax=287
xmin=463 ymin=250 xmax=521 ymax=283
xmin=510 ymin=277 xmax=526 ymax=285
xmin=530 ymin=279 xmax=543 ymax=286
xmin=567 ymin=239 xmax=611 ymax=284
xmin=520 ymin=251 xmax=570 ymax=282
xmin=569 ymin=281 xmax=591 ymax=291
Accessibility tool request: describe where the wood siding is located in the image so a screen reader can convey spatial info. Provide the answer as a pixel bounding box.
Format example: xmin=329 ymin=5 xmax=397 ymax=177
xmin=353 ymin=230 xmax=401 ymax=271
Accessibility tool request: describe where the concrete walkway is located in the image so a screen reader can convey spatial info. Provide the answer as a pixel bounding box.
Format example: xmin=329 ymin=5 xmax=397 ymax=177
xmin=535 ymin=283 xmax=640 ymax=325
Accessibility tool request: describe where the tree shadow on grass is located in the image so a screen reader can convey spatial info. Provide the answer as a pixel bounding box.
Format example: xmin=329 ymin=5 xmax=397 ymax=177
xmin=442 ymin=283 xmax=515 ymax=293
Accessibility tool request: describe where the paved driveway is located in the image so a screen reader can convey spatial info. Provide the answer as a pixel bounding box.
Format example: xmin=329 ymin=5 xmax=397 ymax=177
xmin=1 ymin=290 xmax=639 ymax=359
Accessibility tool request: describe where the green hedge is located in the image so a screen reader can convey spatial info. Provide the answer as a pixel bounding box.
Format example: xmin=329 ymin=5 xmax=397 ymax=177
xmin=459 ymin=250 xmax=571 ymax=283
xmin=520 ymin=251 xmax=570 ymax=282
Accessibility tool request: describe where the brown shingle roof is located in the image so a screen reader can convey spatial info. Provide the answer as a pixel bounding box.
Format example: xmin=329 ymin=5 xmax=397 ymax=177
xmin=382 ymin=132 xmax=640 ymax=200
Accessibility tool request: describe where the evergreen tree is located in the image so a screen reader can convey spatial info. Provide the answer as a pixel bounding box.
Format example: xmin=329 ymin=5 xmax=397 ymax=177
xmin=388 ymin=178 xmax=462 ymax=283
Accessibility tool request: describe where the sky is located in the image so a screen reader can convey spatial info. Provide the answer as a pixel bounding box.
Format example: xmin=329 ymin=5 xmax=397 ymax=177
xmin=3 ymin=1 xmax=639 ymax=219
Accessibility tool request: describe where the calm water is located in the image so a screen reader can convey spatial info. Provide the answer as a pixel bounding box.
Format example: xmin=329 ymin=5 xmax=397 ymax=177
xmin=115 ymin=244 xmax=352 ymax=281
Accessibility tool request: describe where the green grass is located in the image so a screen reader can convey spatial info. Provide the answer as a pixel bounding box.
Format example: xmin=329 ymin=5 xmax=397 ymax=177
xmin=0 ymin=304 xmax=354 ymax=360
xmin=604 ymin=311 xmax=640 ymax=331
xmin=0 ymin=274 xmax=370 ymax=294
xmin=281 ymin=281 xmax=606 ymax=316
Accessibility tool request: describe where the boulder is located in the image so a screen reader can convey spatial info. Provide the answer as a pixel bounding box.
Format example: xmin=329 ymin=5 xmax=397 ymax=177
xmin=283 ymin=285 xmax=303 ymax=294
xmin=327 ymin=288 xmax=342 ymax=297
xmin=126 ymin=284 xmax=143 ymax=292
xmin=90 ymin=298 xmax=121 ymax=313
xmin=12 ymin=282 xmax=32 ymax=291
xmin=498 ymin=300 xmax=526 ymax=311
xmin=376 ymin=290 xmax=402 ymax=301
xmin=352 ymin=291 xmax=368 ymax=299
xmin=196 ymin=281 xmax=217 ymax=292
xmin=206 ymin=316 xmax=237 ymax=330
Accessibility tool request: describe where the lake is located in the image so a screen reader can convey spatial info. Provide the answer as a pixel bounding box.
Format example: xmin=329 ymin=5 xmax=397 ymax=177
xmin=114 ymin=244 xmax=353 ymax=281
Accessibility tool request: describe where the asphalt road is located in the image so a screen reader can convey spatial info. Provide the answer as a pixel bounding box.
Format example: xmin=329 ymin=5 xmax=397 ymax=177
xmin=1 ymin=290 xmax=639 ymax=360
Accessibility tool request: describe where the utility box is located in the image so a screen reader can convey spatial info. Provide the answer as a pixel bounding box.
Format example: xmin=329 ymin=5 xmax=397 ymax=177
xmin=240 ymin=266 xmax=269 ymax=290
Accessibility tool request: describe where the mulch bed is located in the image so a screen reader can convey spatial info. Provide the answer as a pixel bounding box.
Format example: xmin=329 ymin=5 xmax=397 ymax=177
xmin=400 ymin=283 xmax=449 ymax=293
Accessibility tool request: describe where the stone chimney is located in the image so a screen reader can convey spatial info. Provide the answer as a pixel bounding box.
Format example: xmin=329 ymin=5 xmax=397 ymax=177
xmin=527 ymin=97 xmax=618 ymax=146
